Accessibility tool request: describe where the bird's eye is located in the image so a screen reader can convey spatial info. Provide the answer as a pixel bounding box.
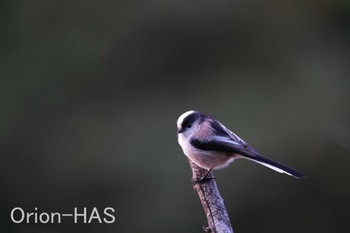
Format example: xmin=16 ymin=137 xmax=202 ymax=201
xmin=186 ymin=124 xmax=192 ymax=128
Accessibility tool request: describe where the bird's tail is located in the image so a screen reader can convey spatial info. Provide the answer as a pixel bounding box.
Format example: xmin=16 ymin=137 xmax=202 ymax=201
xmin=243 ymin=154 xmax=306 ymax=179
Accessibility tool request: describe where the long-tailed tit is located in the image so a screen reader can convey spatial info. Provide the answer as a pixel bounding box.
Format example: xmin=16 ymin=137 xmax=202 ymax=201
xmin=177 ymin=110 xmax=305 ymax=179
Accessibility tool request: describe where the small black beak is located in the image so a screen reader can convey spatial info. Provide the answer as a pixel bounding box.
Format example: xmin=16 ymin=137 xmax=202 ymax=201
xmin=177 ymin=128 xmax=183 ymax=134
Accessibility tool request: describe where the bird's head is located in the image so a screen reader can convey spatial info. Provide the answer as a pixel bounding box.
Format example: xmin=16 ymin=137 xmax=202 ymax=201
xmin=177 ymin=110 xmax=206 ymax=139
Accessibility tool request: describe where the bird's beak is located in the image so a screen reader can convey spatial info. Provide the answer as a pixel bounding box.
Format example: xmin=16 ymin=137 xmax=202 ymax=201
xmin=177 ymin=128 xmax=183 ymax=134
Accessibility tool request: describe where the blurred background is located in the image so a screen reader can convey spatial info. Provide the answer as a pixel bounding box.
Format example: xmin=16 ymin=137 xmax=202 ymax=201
xmin=1 ymin=0 xmax=349 ymax=232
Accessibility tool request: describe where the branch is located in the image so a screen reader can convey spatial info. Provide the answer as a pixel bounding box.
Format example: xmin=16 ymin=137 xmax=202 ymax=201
xmin=189 ymin=159 xmax=234 ymax=233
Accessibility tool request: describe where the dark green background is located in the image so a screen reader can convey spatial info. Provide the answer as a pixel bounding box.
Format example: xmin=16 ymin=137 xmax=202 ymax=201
xmin=1 ymin=1 xmax=349 ymax=232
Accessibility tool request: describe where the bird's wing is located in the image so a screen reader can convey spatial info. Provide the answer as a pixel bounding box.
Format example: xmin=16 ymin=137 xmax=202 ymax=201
xmin=209 ymin=120 xmax=258 ymax=153
xmin=191 ymin=136 xmax=246 ymax=153
xmin=191 ymin=133 xmax=305 ymax=179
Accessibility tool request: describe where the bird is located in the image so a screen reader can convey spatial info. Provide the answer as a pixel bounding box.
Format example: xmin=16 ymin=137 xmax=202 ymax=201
xmin=177 ymin=110 xmax=306 ymax=179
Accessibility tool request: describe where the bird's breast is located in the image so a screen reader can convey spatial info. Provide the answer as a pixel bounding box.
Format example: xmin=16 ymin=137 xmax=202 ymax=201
xmin=178 ymin=137 xmax=236 ymax=169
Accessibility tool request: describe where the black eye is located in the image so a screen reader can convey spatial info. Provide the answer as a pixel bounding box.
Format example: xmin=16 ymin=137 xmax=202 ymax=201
xmin=186 ymin=124 xmax=192 ymax=128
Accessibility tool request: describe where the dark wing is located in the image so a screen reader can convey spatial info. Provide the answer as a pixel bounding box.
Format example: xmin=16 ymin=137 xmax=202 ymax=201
xmin=191 ymin=120 xmax=306 ymax=178
xmin=209 ymin=119 xmax=258 ymax=153
xmin=190 ymin=135 xmax=258 ymax=158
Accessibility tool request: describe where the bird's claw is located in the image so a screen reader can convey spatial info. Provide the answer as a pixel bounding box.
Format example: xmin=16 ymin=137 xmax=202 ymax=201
xmin=192 ymin=176 xmax=215 ymax=185
xmin=202 ymin=225 xmax=212 ymax=232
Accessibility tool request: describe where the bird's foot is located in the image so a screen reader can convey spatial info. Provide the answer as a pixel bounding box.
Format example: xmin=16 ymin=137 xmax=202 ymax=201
xmin=192 ymin=176 xmax=215 ymax=185
xmin=202 ymin=225 xmax=212 ymax=232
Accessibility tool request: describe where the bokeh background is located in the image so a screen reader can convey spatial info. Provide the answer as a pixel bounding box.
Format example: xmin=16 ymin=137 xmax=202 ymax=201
xmin=1 ymin=1 xmax=349 ymax=232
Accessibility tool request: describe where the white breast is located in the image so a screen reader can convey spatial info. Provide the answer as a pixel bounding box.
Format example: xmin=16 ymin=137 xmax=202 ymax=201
xmin=178 ymin=134 xmax=236 ymax=170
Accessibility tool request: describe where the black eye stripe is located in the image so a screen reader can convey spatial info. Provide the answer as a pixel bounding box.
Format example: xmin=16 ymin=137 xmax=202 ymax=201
xmin=181 ymin=112 xmax=205 ymax=128
xmin=182 ymin=114 xmax=196 ymax=128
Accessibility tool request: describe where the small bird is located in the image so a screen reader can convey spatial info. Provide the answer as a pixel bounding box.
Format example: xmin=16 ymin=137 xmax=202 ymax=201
xmin=177 ymin=110 xmax=305 ymax=179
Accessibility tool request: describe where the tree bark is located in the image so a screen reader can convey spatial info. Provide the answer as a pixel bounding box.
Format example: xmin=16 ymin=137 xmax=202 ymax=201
xmin=189 ymin=159 xmax=234 ymax=233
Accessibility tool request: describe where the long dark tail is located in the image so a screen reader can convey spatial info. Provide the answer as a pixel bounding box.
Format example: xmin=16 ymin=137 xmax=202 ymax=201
xmin=243 ymin=154 xmax=306 ymax=179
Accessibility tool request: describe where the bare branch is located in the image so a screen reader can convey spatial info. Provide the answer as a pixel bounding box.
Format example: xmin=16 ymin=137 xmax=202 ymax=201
xmin=189 ymin=159 xmax=234 ymax=233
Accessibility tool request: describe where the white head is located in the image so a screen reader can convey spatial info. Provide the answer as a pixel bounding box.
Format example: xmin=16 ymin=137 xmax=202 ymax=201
xmin=177 ymin=110 xmax=195 ymax=130
xmin=177 ymin=110 xmax=207 ymax=140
